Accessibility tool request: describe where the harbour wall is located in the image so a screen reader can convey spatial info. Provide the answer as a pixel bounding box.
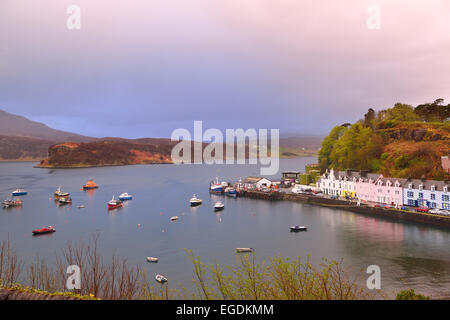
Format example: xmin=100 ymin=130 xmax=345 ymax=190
xmin=241 ymin=190 xmax=450 ymax=229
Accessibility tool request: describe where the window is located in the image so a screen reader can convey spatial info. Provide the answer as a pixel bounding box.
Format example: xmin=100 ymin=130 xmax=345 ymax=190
xmin=407 ymin=191 xmax=414 ymax=198
xmin=431 ymin=185 xmax=436 ymax=192
xmin=430 ymin=202 xmax=436 ymax=208
xmin=443 ymin=203 xmax=449 ymax=210
xmin=418 ymin=192 xmax=423 ymax=199
xmin=378 ymin=189 xmax=382 ymax=193
xmin=443 ymin=195 xmax=450 ymax=202
xmin=408 ymin=184 xmax=412 ymax=189
xmin=419 ymin=185 xmax=423 ymax=191
xmin=408 ymin=200 xmax=415 ymax=206
xmin=444 ymin=186 xmax=448 ymax=193
xmin=395 ymin=191 xmax=399 ymax=195
xmin=431 ymin=194 xmax=435 ymax=200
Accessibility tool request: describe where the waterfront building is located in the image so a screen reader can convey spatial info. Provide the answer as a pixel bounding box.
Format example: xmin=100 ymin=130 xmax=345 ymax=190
xmin=403 ymin=179 xmax=449 ymax=209
xmin=317 ymin=169 xmax=347 ymax=197
xmin=242 ymin=177 xmax=273 ymax=189
xmin=281 ymin=171 xmax=301 ymax=183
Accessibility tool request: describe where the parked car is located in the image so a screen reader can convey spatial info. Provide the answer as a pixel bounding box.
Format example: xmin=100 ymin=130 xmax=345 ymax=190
xmin=400 ymin=206 xmax=409 ymax=211
xmin=330 ymin=195 xmax=338 ymax=200
xmin=438 ymin=209 xmax=450 ymax=216
xmin=429 ymin=209 xmax=440 ymax=214
xmin=415 ymin=207 xmax=429 ymax=213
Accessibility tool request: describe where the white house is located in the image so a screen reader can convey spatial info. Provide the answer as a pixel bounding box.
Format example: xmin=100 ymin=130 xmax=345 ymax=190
xmin=317 ymin=169 xmax=345 ymax=197
xmin=242 ymin=177 xmax=273 ymax=189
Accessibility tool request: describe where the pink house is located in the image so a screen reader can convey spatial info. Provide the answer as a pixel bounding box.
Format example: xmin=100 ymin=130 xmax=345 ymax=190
xmin=356 ymin=173 xmax=405 ymax=206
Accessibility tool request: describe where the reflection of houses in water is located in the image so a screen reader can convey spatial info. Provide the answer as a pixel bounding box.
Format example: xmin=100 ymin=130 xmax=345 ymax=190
xmin=354 ymin=216 xmax=404 ymax=243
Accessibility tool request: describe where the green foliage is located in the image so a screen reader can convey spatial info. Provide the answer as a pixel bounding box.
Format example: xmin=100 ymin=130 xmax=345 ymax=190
xmin=318 ymin=125 xmax=347 ymax=172
xmin=395 ymin=289 xmax=430 ymax=300
xmin=380 ymin=152 xmax=389 ymax=160
xmin=394 ymin=155 xmax=409 ymax=169
xmin=386 ymin=103 xmax=419 ymax=122
xmin=415 ymin=99 xmax=450 ymax=122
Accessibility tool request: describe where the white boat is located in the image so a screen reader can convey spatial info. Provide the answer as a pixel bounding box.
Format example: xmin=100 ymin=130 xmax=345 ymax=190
xmin=78 ymin=205 xmax=85 ymax=208
xmin=170 ymin=216 xmax=179 ymax=221
xmin=155 ymin=274 xmax=168 ymax=283
xmin=290 ymin=225 xmax=307 ymax=232
xmin=236 ymin=248 xmax=254 ymax=253
xmin=214 ymin=202 xmax=225 ymax=211
xmin=146 ymin=257 xmax=159 ymax=263
xmin=190 ymin=194 xmax=202 ymax=206
xmin=119 ymin=192 xmax=133 ymax=201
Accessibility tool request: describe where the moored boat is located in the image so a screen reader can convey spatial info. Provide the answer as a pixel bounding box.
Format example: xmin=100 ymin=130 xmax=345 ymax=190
xmin=190 ymin=194 xmax=202 ymax=206
xmin=290 ymin=225 xmax=307 ymax=232
xmin=108 ymin=196 xmax=123 ymax=210
xmin=147 ymin=257 xmax=159 ymax=263
xmin=83 ymin=179 xmax=99 ymax=190
xmin=214 ymin=201 xmax=225 ymax=211
xmin=210 ymin=178 xmax=224 ymax=194
xmin=119 ymin=192 xmax=133 ymax=201
xmin=170 ymin=216 xmax=179 ymax=221
xmin=58 ymin=197 xmax=72 ymax=205
xmin=155 ymin=274 xmax=168 ymax=283
xmin=54 ymin=187 xmax=70 ymax=199
xmin=32 ymin=225 xmax=56 ymax=235
xmin=3 ymin=198 xmax=23 ymax=208
xmin=236 ymin=248 xmax=254 ymax=253
xmin=225 ymin=187 xmax=237 ymax=197
xmin=12 ymin=189 xmax=27 ymax=196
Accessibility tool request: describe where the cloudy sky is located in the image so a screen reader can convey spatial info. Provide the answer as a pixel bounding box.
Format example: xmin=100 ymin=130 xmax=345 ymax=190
xmin=1 ymin=0 xmax=449 ymax=138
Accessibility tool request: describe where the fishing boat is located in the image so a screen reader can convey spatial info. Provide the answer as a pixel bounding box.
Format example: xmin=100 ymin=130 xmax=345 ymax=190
xmin=170 ymin=216 xmax=179 ymax=221
xmin=225 ymin=187 xmax=237 ymax=197
xmin=32 ymin=225 xmax=56 ymax=235
xmin=11 ymin=189 xmax=27 ymax=196
xmin=189 ymin=194 xmax=202 ymax=206
xmin=108 ymin=196 xmax=123 ymax=210
xmin=214 ymin=201 xmax=225 ymax=211
xmin=146 ymin=257 xmax=159 ymax=263
xmin=210 ymin=178 xmax=224 ymax=194
xmin=58 ymin=197 xmax=72 ymax=205
xmin=155 ymin=274 xmax=168 ymax=283
xmin=83 ymin=179 xmax=99 ymax=190
xmin=119 ymin=192 xmax=133 ymax=201
xmin=236 ymin=248 xmax=254 ymax=253
xmin=54 ymin=187 xmax=70 ymax=199
xmin=3 ymin=198 xmax=23 ymax=208
xmin=290 ymin=225 xmax=307 ymax=232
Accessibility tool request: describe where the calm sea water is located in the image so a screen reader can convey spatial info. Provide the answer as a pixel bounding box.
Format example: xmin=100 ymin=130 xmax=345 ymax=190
xmin=1 ymin=158 xmax=450 ymax=298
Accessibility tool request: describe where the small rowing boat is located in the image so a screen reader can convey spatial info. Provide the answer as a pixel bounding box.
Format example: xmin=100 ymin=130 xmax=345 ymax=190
xmin=290 ymin=225 xmax=307 ymax=232
xmin=236 ymin=248 xmax=254 ymax=253
xmin=32 ymin=225 xmax=56 ymax=235
xmin=170 ymin=216 xmax=179 ymax=221
xmin=155 ymin=274 xmax=168 ymax=283
xmin=147 ymin=257 xmax=159 ymax=263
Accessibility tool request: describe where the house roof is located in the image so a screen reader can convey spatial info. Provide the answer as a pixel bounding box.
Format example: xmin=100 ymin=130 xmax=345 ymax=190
xmin=403 ymin=179 xmax=449 ymax=191
xmin=243 ymin=176 xmax=268 ymax=183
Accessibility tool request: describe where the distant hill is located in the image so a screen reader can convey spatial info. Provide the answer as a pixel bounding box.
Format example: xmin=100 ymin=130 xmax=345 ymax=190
xmin=0 ymin=109 xmax=94 ymax=142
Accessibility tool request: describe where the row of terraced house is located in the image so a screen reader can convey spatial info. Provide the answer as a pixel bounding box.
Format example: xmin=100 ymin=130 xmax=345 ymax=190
xmin=317 ymin=169 xmax=450 ymax=210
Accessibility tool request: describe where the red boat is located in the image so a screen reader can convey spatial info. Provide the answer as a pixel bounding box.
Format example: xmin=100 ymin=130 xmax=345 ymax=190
xmin=32 ymin=225 xmax=56 ymax=235
xmin=108 ymin=196 xmax=123 ymax=210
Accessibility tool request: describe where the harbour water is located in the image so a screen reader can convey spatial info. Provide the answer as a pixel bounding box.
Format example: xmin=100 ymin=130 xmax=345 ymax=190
xmin=1 ymin=158 xmax=450 ymax=298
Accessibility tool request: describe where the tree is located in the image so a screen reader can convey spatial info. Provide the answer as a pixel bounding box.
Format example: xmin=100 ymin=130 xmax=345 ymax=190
xmin=385 ymin=103 xmax=419 ymax=122
xmin=363 ymin=108 xmax=376 ymax=127
xmin=415 ymin=99 xmax=450 ymax=122
xmin=318 ymin=125 xmax=347 ymax=172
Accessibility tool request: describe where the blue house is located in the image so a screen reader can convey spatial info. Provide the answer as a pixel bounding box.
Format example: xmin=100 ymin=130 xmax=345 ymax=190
xmin=403 ymin=179 xmax=449 ymax=209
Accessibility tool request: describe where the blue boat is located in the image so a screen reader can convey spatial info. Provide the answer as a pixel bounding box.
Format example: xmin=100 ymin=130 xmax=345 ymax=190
xmin=225 ymin=187 xmax=237 ymax=197
xmin=119 ymin=192 xmax=133 ymax=201
xmin=12 ymin=189 xmax=27 ymax=196
xmin=210 ymin=178 xmax=224 ymax=194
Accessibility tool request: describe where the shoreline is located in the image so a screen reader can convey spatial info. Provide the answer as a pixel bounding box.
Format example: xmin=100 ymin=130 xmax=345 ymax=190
xmin=34 ymin=161 xmax=174 ymax=169
xmin=241 ymin=190 xmax=450 ymax=229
